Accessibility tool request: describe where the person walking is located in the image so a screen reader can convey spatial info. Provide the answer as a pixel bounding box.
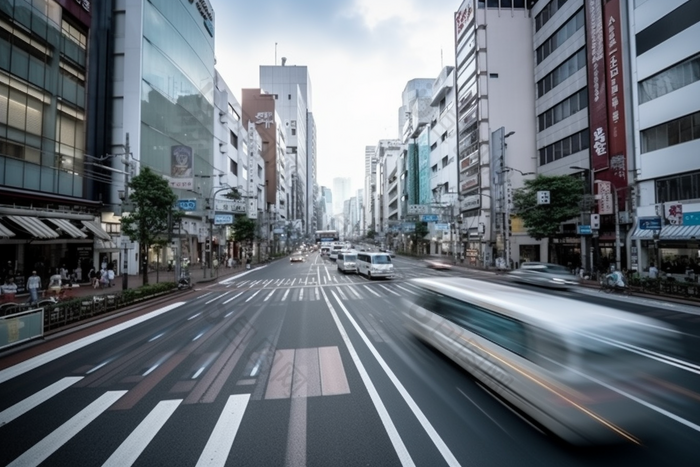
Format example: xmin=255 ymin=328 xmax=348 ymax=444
xmin=1 ymin=277 xmax=18 ymax=302
xmin=27 ymin=270 xmax=41 ymax=304
xmin=649 ymin=262 xmax=659 ymax=279
xmin=48 ymin=270 xmax=63 ymax=297
xmin=107 ymin=268 xmax=115 ymax=287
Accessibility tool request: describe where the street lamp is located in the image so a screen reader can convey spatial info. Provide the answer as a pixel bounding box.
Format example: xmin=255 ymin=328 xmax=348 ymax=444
xmin=570 ymin=166 xmax=593 ymax=273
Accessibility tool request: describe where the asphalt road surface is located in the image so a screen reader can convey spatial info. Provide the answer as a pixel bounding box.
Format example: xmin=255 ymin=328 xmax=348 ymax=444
xmin=1 ymin=252 xmax=699 ymax=466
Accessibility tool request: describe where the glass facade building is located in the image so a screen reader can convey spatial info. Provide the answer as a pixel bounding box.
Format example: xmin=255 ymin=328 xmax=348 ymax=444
xmin=0 ymin=0 xmax=89 ymax=198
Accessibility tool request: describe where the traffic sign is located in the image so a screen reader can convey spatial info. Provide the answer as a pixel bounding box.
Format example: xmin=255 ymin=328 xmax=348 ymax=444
xmin=537 ymin=191 xmax=550 ymax=205
xmin=577 ymin=225 xmax=592 ymax=235
xmin=638 ymin=216 xmax=662 ymax=230
xmin=422 ymin=214 xmax=439 ymax=222
xmin=214 ymin=214 xmax=234 ymax=225
xmin=435 ymin=223 xmax=450 ymax=231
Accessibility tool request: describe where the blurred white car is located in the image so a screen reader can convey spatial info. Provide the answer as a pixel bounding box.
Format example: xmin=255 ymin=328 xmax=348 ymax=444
xmin=507 ymin=262 xmax=580 ymax=289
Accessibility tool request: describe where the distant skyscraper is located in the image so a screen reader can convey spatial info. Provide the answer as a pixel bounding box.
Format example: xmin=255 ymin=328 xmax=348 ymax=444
xmin=333 ymin=177 xmax=352 ymax=217
xmin=260 ymin=64 xmax=314 ymax=235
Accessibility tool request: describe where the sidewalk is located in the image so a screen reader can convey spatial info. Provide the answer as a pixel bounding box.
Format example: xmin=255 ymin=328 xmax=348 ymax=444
xmin=8 ymin=263 xmax=260 ymax=303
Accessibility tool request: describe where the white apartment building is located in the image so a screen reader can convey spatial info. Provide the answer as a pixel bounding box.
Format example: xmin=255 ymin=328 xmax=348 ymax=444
xmin=363 ymin=145 xmax=377 ymax=234
xmin=628 ymin=0 xmax=700 ymax=274
xmin=454 ymin=0 xmax=537 ymax=267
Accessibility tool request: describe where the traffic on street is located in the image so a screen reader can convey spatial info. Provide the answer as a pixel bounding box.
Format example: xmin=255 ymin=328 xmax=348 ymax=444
xmin=1 ymin=251 xmax=700 ymax=466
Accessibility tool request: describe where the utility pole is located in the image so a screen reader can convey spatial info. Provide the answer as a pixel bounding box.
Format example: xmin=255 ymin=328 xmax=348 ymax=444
xmin=121 ymin=133 xmax=131 ymax=291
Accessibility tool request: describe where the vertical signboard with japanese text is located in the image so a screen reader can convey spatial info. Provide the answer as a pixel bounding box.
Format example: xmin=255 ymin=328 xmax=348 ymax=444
xmin=584 ymin=0 xmax=609 ymax=172
xmin=247 ymin=122 xmax=258 ymax=219
xmin=603 ymin=0 xmax=628 ymax=191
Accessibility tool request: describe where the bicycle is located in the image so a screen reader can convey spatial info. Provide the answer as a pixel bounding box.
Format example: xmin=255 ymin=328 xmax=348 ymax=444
xmin=599 ymin=276 xmax=630 ymax=295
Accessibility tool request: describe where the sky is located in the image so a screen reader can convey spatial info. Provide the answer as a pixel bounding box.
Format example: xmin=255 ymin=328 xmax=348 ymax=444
xmin=209 ymin=0 xmax=459 ymax=194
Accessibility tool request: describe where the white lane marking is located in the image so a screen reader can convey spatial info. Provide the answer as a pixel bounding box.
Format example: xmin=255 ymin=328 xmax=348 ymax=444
xmin=0 ymin=303 xmax=184 ymax=384
xmin=330 ymin=291 xmax=460 ymax=466
xmin=291 ymin=278 xmax=297 ymax=287
xmin=192 ymin=332 xmax=205 ymax=342
xmin=102 ymin=399 xmax=182 ymax=467
xmin=236 ymin=281 xmax=249 ymax=288
xmin=315 ymin=288 xmax=320 ymax=301
xmin=282 ymin=289 xmax=290 ymax=301
xmin=0 ymin=377 xmax=83 ymax=427
xmin=363 ymin=285 xmax=381 ymax=297
xmin=264 ymin=290 xmax=275 ymax=302
xmin=332 ymin=276 xmax=338 ymax=283
xmin=323 ymin=277 xmax=327 ymax=284
xmin=197 ymin=292 xmax=212 ymax=299
xmin=305 ymin=277 xmax=309 ymax=285
xmin=379 ymin=285 xmax=401 ymax=296
xmin=319 ymin=290 xmax=415 ymax=467
xmin=193 ymin=366 xmax=207 ymax=379
xmin=325 ymin=266 xmax=331 ymax=281
xmin=7 ymin=391 xmax=127 ymax=467
xmin=395 ymin=285 xmax=418 ymax=295
xmin=245 ymin=290 xmax=261 ymax=303
xmin=148 ymin=332 xmax=165 ymax=342
xmin=223 ymin=292 xmax=244 ymax=305
xmin=196 ymin=394 xmax=251 ymax=467
xmin=348 ymin=286 xmax=363 ymax=299
xmin=299 ymin=289 xmax=304 ymax=300
xmin=188 ymin=313 xmax=202 ymax=321
xmin=217 ymin=266 xmax=266 ymax=285
xmin=87 ymin=360 xmax=110 ymax=374
xmin=205 ymin=292 xmax=229 ymax=305
xmin=336 ymin=287 xmax=347 ymax=301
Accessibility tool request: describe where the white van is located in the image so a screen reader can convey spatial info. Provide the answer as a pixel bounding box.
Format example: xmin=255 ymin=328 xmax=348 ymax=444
xmin=337 ymin=251 xmax=358 ymax=273
xmin=404 ymin=277 xmax=679 ymax=445
xmin=329 ymin=244 xmax=344 ymax=261
xmin=356 ymin=252 xmax=394 ymax=279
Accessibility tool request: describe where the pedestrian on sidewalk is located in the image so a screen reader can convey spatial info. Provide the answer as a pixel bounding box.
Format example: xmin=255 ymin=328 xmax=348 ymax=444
xmin=1 ymin=277 xmax=18 ymax=302
xmin=27 ymin=270 xmax=41 ymax=304
xmin=48 ymin=270 xmax=62 ymax=297
xmin=107 ymin=268 xmax=115 ymax=287
xmin=649 ymin=262 xmax=659 ymax=279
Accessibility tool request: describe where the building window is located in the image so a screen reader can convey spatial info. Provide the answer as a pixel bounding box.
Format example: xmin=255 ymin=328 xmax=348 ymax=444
xmin=230 ymin=159 xmax=238 ymax=175
xmin=537 ymin=87 xmax=588 ymax=132
xmin=639 ymin=53 xmax=700 ymax=104
xmin=536 ymin=9 xmax=584 ymax=64
xmin=258 ymin=164 xmax=263 ymax=179
xmin=230 ymin=130 xmax=238 ymax=149
xmin=431 ymin=164 xmax=438 ymax=173
xmin=538 ymin=129 xmax=589 ymax=166
xmin=442 ymin=156 xmax=449 ymax=167
xmin=537 ymin=48 xmax=586 ymax=98
xmin=430 ymin=142 xmax=438 ymax=151
xmin=535 ymin=0 xmax=571 ymax=32
xmin=288 ymin=94 xmax=291 ymax=100
xmin=656 ymin=171 xmax=700 ymax=203
xmin=641 ymin=110 xmax=700 ymax=153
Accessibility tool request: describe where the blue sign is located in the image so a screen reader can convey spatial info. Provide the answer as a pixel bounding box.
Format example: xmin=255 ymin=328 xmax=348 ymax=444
xmin=400 ymin=222 xmax=416 ymax=232
xmin=435 ymin=223 xmax=450 ymax=231
xmin=178 ymin=199 xmax=197 ymax=211
xmin=214 ymin=214 xmax=233 ymax=225
xmin=638 ymin=216 xmax=662 ymax=230
xmin=422 ymin=214 xmax=439 ymax=222
xmin=683 ymin=212 xmax=700 ymax=226
xmin=577 ymin=225 xmax=592 ymax=235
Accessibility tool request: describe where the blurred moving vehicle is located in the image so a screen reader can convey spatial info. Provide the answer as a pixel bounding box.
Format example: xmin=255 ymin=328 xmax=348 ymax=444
xmin=385 ymin=249 xmax=395 ymax=257
xmin=337 ymin=251 xmax=358 ymax=274
xmin=507 ymin=262 xmax=580 ymax=289
xmin=425 ymin=259 xmax=452 ymax=270
xmin=290 ymin=253 xmax=305 ymax=263
xmin=404 ymin=277 xmax=679 ymax=445
xmin=357 ymin=252 xmax=394 ymax=279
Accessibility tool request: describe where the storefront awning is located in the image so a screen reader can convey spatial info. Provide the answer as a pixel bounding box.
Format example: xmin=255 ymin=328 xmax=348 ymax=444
xmin=81 ymin=220 xmax=111 ymax=240
xmin=44 ymin=218 xmax=88 ymax=239
xmin=0 ymin=220 xmax=16 ymax=238
xmin=5 ymin=215 xmax=59 ymax=239
xmin=95 ymin=239 xmax=120 ymax=251
xmin=631 ymin=224 xmax=700 ymax=240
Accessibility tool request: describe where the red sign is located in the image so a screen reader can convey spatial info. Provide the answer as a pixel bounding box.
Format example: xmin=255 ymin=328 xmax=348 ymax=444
xmin=603 ymin=0 xmax=627 ymax=189
xmin=584 ymin=0 xmax=609 ymax=172
xmin=455 ymin=1 xmax=474 ymax=39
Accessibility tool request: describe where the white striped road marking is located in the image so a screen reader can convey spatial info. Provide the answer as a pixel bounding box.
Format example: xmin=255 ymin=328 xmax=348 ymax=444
xmin=363 ymin=285 xmax=381 ymax=297
xmin=0 ymin=303 xmax=185 ymax=384
xmin=332 ymin=276 xmax=338 ymax=283
xmin=299 ymin=288 xmax=304 ymax=300
xmin=315 ymin=288 xmax=320 ymax=301
xmin=323 ymin=276 xmax=327 ymax=284
xmin=0 ymin=377 xmax=83 ymax=427
xmin=379 ymin=285 xmax=401 ymax=296
xmin=205 ymin=292 xmax=229 ymax=305
xmin=325 ymin=266 xmax=331 ymax=281
xmin=319 ymin=291 xmax=415 ymax=467
xmin=245 ymin=290 xmax=261 ymax=303
xmin=188 ymin=313 xmax=202 ymax=321
xmin=196 ymin=394 xmax=251 ymax=467
xmin=335 ymin=287 xmax=348 ymax=301
xmin=264 ymin=290 xmax=275 ymax=302
xmin=248 ymin=280 xmax=260 ymax=288
xmin=291 ymin=278 xmax=297 ymax=287
xmin=348 ymin=286 xmax=362 ymax=299
xmin=197 ymin=292 xmax=213 ymax=299
xmin=7 ymin=391 xmax=128 ymax=467
xmin=223 ymin=292 xmax=244 ymax=305
xmin=395 ymin=285 xmax=418 ymax=295
xmin=329 ymin=292 xmax=459 ymax=466
xmin=282 ymin=289 xmax=290 ymax=301
xmin=102 ymin=399 xmax=182 ymax=467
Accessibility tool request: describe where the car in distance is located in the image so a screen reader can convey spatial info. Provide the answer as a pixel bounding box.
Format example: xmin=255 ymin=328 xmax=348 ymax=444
xmin=403 ymin=277 xmax=679 ymax=445
xmin=385 ymin=249 xmax=396 ymax=257
xmin=290 ymin=253 xmax=305 ymax=263
xmin=507 ymin=262 xmax=580 ymax=289
xmin=425 ymin=259 xmax=452 ymax=270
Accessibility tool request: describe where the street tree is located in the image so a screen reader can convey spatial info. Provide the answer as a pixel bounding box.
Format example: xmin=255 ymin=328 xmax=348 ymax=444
xmin=512 ymin=174 xmax=584 ymax=240
xmin=366 ymin=229 xmax=377 ymax=240
xmin=413 ymin=221 xmax=430 ymax=254
xmin=230 ymin=216 xmax=257 ymax=257
xmin=121 ymin=167 xmax=179 ymax=285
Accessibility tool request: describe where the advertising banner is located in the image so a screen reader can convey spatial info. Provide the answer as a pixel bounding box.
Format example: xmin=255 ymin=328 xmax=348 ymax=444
xmin=584 ymin=0 xmax=609 ymax=172
xmin=169 ymin=145 xmax=194 ymax=190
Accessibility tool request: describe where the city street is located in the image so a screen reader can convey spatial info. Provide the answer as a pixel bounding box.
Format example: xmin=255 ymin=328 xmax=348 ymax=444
xmin=1 ymin=252 xmax=700 ymax=466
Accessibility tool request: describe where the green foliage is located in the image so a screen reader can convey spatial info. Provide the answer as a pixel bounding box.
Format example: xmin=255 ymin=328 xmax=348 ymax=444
xmin=230 ymin=216 xmax=257 ymax=243
xmin=512 ymin=175 xmax=584 ymax=240
xmin=366 ymin=229 xmax=376 ymax=239
xmin=222 ymin=188 xmax=242 ymax=200
xmin=414 ymin=221 xmax=429 ymax=239
xmin=120 ymin=167 xmax=178 ymax=284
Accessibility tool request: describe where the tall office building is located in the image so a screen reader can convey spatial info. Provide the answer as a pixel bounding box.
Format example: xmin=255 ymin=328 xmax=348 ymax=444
xmin=332 ymin=177 xmax=352 ymax=218
xmin=259 ymin=64 xmax=313 ymax=237
xmin=363 ymin=145 xmax=376 ymax=233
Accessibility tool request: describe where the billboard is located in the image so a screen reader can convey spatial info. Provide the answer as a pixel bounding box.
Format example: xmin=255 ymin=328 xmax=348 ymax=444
xmin=584 ymin=0 xmax=609 ymax=172
xmin=169 ymin=145 xmax=194 ymax=190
